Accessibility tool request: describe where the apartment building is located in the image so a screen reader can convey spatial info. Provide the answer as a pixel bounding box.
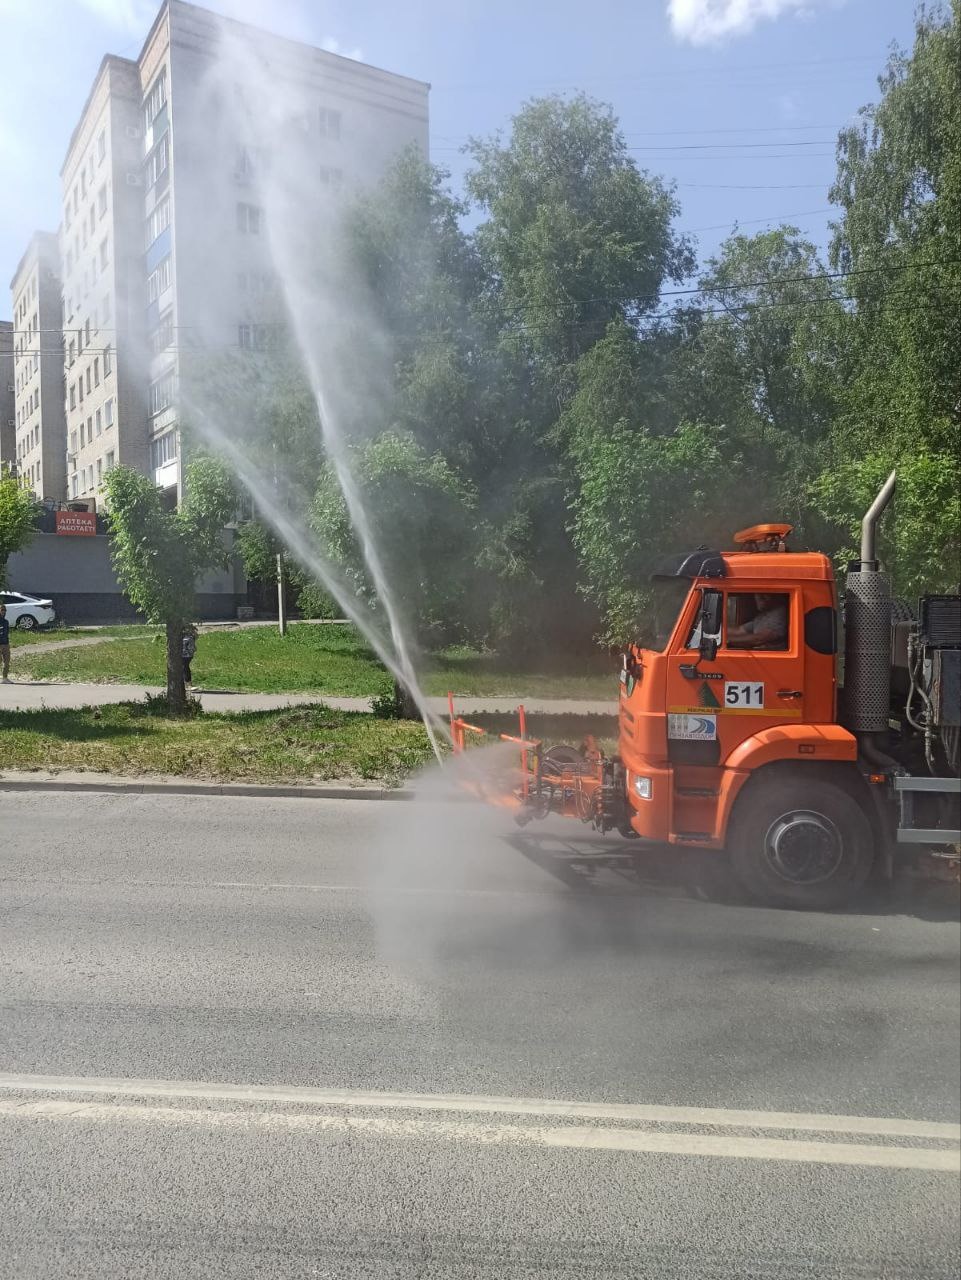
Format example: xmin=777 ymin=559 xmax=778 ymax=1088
xmin=9 ymin=232 xmax=67 ymax=499
xmin=60 ymin=56 xmax=148 ymax=506
xmin=56 ymin=0 xmax=429 ymax=508
xmin=0 ymin=321 xmax=12 ymax=467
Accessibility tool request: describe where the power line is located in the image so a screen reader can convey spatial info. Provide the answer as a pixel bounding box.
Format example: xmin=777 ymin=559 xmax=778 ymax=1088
xmin=678 ymin=182 xmax=829 ymax=190
xmin=680 ymin=208 xmax=832 ymax=234
xmin=434 ymin=138 xmax=837 ymax=152
xmin=11 ymin=288 xmax=954 ymax=359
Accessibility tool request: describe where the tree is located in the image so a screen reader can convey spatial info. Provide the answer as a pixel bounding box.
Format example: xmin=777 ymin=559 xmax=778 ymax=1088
xmin=310 ymin=431 xmax=478 ymax=647
xmin=0 ymin=469 xmax=38 ymax=588
xmin=182 ymin=339 xmax=327 ymax=618
xmin=818 ymin=4 xmax=961 ymax=587
xmin=561 ymin=321 xmax=762 ymax=642
xmin=103 ymin=458 xmax=235 ymax=712
xmin=466 ymin=93 xmax=693 ymax=387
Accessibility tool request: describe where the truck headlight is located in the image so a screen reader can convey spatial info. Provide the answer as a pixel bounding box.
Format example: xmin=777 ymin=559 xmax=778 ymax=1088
xmin=633 ymin=775 xmax=653 ymax=800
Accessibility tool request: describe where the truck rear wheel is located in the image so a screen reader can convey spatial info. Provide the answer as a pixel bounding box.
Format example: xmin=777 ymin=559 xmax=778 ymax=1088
xmin=728 ymin=776 xmax=873 ymax=910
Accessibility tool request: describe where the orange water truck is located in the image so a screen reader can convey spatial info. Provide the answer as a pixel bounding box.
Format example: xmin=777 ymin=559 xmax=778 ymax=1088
xmin=450 ymin=472 xmax=960 ymax=908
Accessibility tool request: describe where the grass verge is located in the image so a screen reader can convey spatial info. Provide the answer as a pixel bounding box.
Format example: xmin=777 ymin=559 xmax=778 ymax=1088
xmin=13 ymin=623 xmax=619 ymax=699
xmin=14 ymin=624 xmax=390 ymax=695
xmin=0 ymin=702 xmax=435 ymax=784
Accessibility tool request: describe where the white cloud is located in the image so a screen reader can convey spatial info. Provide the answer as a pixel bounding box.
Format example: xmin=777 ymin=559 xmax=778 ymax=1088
xmin=668 ymin=0 xmax=826 ymax=45
xmin=321 ymin=36 xmax=365 ymax=63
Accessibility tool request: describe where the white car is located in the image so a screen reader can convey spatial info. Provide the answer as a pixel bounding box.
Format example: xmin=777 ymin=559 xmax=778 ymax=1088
xmin=0 ymin=591 xmax=57 ymax=630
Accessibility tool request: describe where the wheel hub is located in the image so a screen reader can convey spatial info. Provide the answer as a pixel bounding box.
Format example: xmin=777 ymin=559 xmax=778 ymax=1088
xmin=763 ymin=810 xmax=844 ymax=885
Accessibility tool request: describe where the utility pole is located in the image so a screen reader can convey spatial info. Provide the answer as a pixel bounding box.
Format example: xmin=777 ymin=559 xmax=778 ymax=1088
xmin=276 ymin=551 xmax=287 ymax=636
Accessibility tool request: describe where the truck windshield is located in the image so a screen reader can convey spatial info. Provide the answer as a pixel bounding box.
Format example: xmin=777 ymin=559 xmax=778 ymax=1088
xmin=640 ymin=578 xmax=693 ymax=652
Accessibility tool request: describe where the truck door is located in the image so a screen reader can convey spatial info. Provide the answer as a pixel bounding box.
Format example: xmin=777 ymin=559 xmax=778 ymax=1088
xmin=664 ymin=586 xmax=805 ymax=768
xmin=715 ymin=587 xmax=805 ymax=757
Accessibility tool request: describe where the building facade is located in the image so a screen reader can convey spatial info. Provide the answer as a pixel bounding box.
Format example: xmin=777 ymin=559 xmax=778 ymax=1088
xmin=54 ymin=0 xmax=430 ymax=509
xmin=9 ymin=232 xmax=67 ymax=500
xmin=60 ymin=56 xmax=149 ymax=506
xmin=0 ymin=321 xmax=12 ymax=468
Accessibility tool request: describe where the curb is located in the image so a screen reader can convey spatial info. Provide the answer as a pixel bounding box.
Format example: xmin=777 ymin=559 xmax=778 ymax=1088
xmin=0 ymin=776 xmax=416 ymax=802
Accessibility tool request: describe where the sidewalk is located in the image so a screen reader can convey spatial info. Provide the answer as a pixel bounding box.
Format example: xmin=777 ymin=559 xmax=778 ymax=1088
xmin=0 ymin=680 xmax=619 ymax=717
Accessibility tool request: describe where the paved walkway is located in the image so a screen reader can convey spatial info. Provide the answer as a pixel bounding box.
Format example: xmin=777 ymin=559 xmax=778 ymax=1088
xmin=0 ymin=680 xmax=618 ymax=717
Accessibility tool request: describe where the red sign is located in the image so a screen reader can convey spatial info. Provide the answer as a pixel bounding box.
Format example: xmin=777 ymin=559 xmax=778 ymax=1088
xmin=55 ymin=510 xmax=97 ymax=536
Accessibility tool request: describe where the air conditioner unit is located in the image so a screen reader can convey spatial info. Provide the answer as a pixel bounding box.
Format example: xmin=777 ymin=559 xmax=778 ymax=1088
xmin=125 ymin=173 xmax=143 ymax=187
xmin=5 ymin=384 xmax=12 ymax=393
xmin=125 ymin=125 xmax=141 ymax=139
xmin=6 ymin=418 xmax=14 ymax=428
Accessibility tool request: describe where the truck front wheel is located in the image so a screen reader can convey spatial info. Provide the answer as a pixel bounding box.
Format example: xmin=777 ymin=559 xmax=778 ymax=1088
xmin=728 ymin=776 xmax=873 ymax=910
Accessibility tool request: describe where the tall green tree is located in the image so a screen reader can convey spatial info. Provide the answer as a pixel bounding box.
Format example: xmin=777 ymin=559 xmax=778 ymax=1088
xmin=0 ymin=469 xmax=38 ymax=588
xmin=103 ymin=458 xmax=235 ymax=712
xmin=818 ymin=2 xmax=961 ymax=590
xmin=466 ymin=93 xmax=693 ymax=387
xmin=310 ymin=431 xmax=478 ymax=647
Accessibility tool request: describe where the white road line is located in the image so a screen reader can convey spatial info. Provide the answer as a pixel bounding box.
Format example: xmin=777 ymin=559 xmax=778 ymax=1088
xmin=0 ymin=1072 xmax=957 ymax=1142
xmin=0 ymin=1099 xmax=956 ymax=1172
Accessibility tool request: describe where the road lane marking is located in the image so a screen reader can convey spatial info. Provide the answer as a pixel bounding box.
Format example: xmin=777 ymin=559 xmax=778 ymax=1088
xmin=0 ymin=1099 xmax=956 ymax=1172
xmin=0 ymin=1073 xmax=957 ymax=1142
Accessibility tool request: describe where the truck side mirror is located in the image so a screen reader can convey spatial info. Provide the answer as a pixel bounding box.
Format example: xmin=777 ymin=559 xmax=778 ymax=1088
xmin=699 ymin=589 xmax=723 ymax=662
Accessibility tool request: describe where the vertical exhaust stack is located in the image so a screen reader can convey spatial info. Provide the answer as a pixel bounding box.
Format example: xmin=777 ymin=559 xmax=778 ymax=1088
xmin=843 ymin=470 xmax=897 ymax=735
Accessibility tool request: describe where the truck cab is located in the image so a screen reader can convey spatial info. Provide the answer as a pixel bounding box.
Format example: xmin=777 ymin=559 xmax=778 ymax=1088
xmin=616 ymin=526 xmax=892 ymax=906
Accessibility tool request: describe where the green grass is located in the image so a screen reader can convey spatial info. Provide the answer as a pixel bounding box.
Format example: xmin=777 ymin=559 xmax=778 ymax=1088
xmin=0 ymin=701 xmax=434 ymax=784
xmin=422 ymin=645 xmax=618 ymax=699
xmin=15 ymin=624 xmax=391 ymax=695
xmin=13 ymin=623 xmax=620 ymax=700
xmin=9 ymin=624 xmax=156 ymax=648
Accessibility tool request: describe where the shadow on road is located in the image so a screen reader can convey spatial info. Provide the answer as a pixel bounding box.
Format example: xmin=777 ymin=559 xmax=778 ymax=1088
xmin=503 ymin=830 xmax=960 ymax=923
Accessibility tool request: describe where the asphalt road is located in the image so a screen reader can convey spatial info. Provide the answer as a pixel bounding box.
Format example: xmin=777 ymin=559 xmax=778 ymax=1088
xmin=1 ymin=788 xmax=958 ymax=1278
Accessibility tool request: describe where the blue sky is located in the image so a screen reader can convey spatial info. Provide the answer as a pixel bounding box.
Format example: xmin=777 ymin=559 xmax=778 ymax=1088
xmin=0 ymin=0 xmax=916 ymax=321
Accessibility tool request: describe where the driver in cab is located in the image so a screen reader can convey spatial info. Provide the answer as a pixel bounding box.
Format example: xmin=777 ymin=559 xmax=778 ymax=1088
xmin=727 ymin=593 xmax=788 ymax=649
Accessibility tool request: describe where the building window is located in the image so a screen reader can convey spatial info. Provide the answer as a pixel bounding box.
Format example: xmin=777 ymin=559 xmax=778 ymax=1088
xmin=93 ymin=357 xmax=100 ymax=387
xmin=78 ymin=377 xmax=84 ymax=404
xmin=238 ymin=323 xmax=251 ymax=349
xmin=97 ymin=129 xmax=106 ymax=162
xmin=105 ymin=397 xmax=114 ymax=426
xmin=70 ymin=431 xmax=78 ymax=454
xmin=236 ymin=202 xmax=262 ymax=234
xmin=99 ymin=239 xmax=108 ymax=271
xmin=104 ymin=345 xmax=112 ymax=375
xmin=71 ymin=475 xmax=79 ymax=499
xmin=319 ymin=166 xmax=343 ymax=188
xmin=147 ymin=256 xmax=171 ymax=302
xmin=318 ymin=108 xmax=342 ymax=139
xmin=86 ymin=367 xmax=92 ymax=395
xmin=150 ymin=311 xmax=173 ymax=355
xmin=95 ymin=408 xmax=102 ymax=435
xmin=150 ymin=431 xmax=177 ymax=469
xmin=149 ymin=370 xmax=174 ymax=416
xmin=80 ymin=421 xmax=86 ymax=448
xmin=85 ymin=317 xmax=91 ymax=344
xmin=106 ymin=450 xmax=115 ymax=471
xmin=69 ymin=384 xmax=76 ymax=410
xmin=144 ymin=70 xmax=166 ymax=130
xmin=97 ymin=458 xmax=103 ymax=484
xmin=145 ymin=135 xmax=169 ymax=189
xmin=145 ymin=197 xmax=170 ymax=248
